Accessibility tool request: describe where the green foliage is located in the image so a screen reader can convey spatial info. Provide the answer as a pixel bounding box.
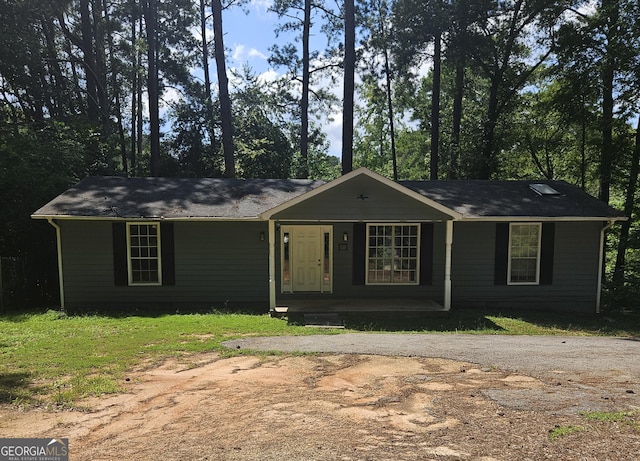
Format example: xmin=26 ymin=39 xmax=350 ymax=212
xmin=578 ymin=411 xmax=640 ymax=433
xmin=548 ymin=425 xmax=585 ymax=441
xmin=167 ymin=97 xmax=222 ymax=178
xmin=581 ymin=411 xmax=639 ymax=423
xmin=232 ymin=68 xmax=295 ymax=178
xmin=549 ymin=410 xmax=640 ymax=442
xmin=307 ymin=150 xmax=341 ymax=180
xmin=338 ymin=308 xmax=640 ymax=335
xmin=0 ymin=115 xmax=125 ymax=305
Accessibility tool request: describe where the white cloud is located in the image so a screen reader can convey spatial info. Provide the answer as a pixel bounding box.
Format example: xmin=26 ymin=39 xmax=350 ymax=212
xmin=160 ymin=86 xmax=184 ymax=109
xmin=312 ymin=68 xmax=344 ymax=159
xmin=232 ymin=43 xmax=268 ymax=63
xmin=325 ymin=115 xmax=343 ymax=159
xmin=257 ymin=68 xmax=279 ymax=84
xmin=248 ymin=48 xmax=268 ymax=60
xmin=250 ymin=0 xmax=273 ymax=14
xmin=232 ymin=44 xmax=246 ymax=61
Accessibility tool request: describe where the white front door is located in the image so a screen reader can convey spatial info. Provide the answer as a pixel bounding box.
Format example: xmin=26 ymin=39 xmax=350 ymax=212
xmin=281 ymin=225 xmax=332 ymax=293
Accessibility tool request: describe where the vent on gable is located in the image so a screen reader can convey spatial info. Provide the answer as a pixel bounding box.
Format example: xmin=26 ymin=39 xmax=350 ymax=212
xmin=529 ymin=183 xmax=560 ymax=196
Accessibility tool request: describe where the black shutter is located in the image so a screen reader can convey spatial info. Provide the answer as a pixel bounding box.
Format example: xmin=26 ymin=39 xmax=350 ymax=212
xmin=352 ymin=222 xmax=366 ymax=285
xmin=161 ymin=222 xmax=176 ymax=285
xmin=539 ymin=223 xmax=555 ymax=285
xmin=419 ymin=223 xmax=434 ymax=285
xmin=113 ymin=222 xmax=128 ymax=286
xmin=494 ymin=223 xmax=509 ymax=285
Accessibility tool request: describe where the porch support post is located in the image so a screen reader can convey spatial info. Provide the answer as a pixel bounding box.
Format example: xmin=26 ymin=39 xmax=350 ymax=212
xmin=268 ymin=219 xmax=276 ymax=311
xmin=444 ymin=220 xmax=453 ymax=311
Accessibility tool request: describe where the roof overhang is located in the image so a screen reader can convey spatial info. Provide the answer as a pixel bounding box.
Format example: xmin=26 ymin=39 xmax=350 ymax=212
xmin=459 ymin=216 xmax=628 ymax=222
xmin=31 ymin=215 xmax=264 ymax=222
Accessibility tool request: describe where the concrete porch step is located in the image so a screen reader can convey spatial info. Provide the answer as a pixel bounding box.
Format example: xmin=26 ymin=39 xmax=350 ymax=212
xmin=303 ymin=313 xmax=345 ymax=328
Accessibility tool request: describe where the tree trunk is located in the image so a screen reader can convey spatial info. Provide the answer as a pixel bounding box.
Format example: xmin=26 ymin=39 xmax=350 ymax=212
xmin=143 ymin=0 xmax=161 ymax=177
xmin=63 ymin=29 xmax=85 ymax=116
xmin=212 ymin=0 xmax=235 ymax=178
xmin=479 ymin=75 xmax=501 ymax=179
xmin=105 ymin=6 xmax=127 ymax=174
xmin=600 ymin=58 xmax=615 ymax=204
xmin=429 ymin=30 xmax=441 ymax=180
xmin=200 ymin=0 xmax=216 ymax=156
xmin=41 ymin=17 xmax=65 ymax=118
xmin=376 ymin=0 xmax=397 ymax=180
xmin=599 ymin=0 xmax=619 ymax=205
xmin=580 ymin=104 xmax=587 ymax=190
xmin=299 ymin=0 xmax=311 ymax=178
xmin=130 ymin=7 xmax=138 ymax=176
xmin=80 ymin=0 xmax=99 ymax=123
xmin=341 ymin=0 xmax=355 ymax=175
xmin=136 ymin=13 xmax=144 ymax=177
xmin=384 ymin=47 xmax=397 ymax=181
xmin=613 ymin=119 xmax=640 ymax=285
xmin=92 ymin=0 xmax=110 ymax=136
xmin=449 ymin=60 xmax=464 ymax=179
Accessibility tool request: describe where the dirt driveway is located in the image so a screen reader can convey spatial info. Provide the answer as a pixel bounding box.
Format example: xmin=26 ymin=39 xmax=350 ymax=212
xmin=1 ymin=335 xmax=639 ymax=460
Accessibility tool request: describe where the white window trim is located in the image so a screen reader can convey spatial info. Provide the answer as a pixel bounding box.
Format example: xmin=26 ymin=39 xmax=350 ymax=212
xmin=365 ymin=223 xmax=421 ymax=286
xmin=507 ymin=222 xmax=541 ymax=286
xmin=126 ymin=222 xmax=162 ymax=286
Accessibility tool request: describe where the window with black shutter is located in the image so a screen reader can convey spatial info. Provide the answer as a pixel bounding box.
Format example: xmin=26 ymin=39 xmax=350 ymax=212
xmin=494 ymin=222 xmax=555 ymax=286
xmin=112 ymin=221 xmax=175 ymax=286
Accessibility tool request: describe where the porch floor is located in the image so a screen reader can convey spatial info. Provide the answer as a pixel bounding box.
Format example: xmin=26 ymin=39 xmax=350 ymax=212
xmin=273 ymin=298 xmax=447 ymax=314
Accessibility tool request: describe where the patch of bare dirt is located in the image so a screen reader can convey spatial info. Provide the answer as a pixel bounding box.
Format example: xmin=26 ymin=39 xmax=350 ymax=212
xmin=1 ymin=353 xmax=639 ymax=460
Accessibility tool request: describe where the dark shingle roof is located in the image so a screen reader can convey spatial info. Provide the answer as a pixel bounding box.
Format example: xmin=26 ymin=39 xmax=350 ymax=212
xmin=401 ymin=180 xmax=625 ymax=218
xmin=32 ymin=176 xmax=326 ymax=219
xmin=32 ymin=174 xmax=625 ymax=220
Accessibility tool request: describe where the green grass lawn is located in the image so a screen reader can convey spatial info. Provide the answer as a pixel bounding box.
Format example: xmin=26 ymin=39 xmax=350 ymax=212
xmin=0 ymin=310 xmax=320 ymax=407
xmin=1 ymin=308 xmax=639 ymax=408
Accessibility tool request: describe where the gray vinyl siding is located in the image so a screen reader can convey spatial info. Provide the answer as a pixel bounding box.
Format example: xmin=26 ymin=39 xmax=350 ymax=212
xmin=451 ymin=221 xmax=603 ymax=312
xmin=57 ymin=218 xmax=604 ymax=312
xmin=271 ymin=175 xmax=452 ymax=221
xmin=59 ymin=220 xmax=269 ymax=309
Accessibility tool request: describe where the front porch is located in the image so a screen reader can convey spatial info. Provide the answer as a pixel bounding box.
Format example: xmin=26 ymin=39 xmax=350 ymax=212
xmin=272 ymin=297 xmax=447 ymax=314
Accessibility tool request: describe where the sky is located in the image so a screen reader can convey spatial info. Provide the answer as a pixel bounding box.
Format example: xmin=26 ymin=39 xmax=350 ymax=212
xmin=210 ymin=0 xmax=345 ymax=158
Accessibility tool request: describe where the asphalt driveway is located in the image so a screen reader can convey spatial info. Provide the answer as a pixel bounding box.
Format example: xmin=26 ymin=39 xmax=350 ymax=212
xmin=224 ymin=333 xmax=640 ymax=384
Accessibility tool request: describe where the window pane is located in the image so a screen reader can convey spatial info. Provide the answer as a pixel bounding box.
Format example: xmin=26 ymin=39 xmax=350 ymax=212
xmin=282 ymin=232 xmax=290 ymax=284
xmin=323 ymin=232 xmax=330 ymax=283
xmin=367 ymin=224 xmax=419 ymax=285
xmin=128 ymin=223 xmax=161 ymax=285
xmin=509 ymin=224 xmax=540 ymax=283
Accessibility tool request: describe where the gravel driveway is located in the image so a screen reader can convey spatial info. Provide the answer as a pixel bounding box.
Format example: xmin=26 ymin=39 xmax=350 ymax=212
xmin=224 ymin=334 xmax=640 ymax=383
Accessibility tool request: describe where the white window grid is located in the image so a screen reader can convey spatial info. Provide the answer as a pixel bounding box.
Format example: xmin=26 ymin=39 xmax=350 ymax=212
xmin=508 ymin=223 xmax=541 ymax=285
xmin=127 ymin=223 xmax=162 ymax=286
xmin=366 ymin=224 xmax=420 ymax=285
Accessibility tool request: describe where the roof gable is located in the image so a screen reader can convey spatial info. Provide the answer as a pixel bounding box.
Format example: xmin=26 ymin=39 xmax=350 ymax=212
xmin=262 ymin=168 xmax=460 ymax=220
